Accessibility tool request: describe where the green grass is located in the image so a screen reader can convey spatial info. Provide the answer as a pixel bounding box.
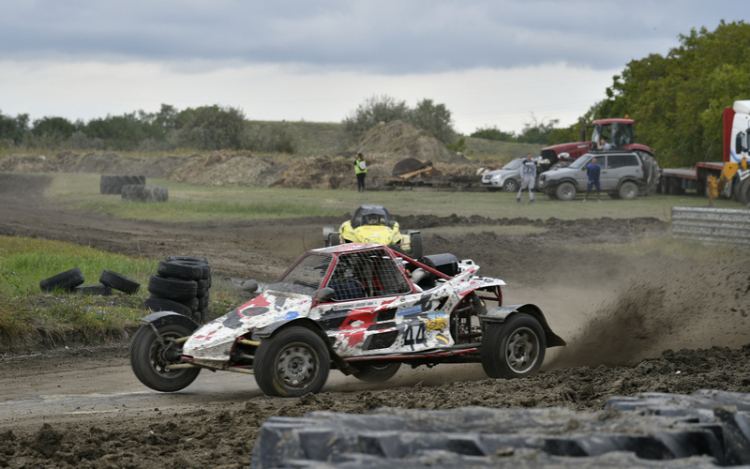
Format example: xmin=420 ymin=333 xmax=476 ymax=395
xmin=43 ymin=173 xmax=744 ymax=223
xmin=0 ymin=235 xmax=157 ymax=347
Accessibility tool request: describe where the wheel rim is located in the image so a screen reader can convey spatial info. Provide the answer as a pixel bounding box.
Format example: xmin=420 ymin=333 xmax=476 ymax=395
xmin=148 ymin=332 xmax=187 ymax=378
xmin=276 ymin=342 xmax=318 ymax=390
xmin=504 ymin=180 xmax=516 ymax=192
xmin=504 ymin=327 xmax=540 ymax=373
xmin=623 ymin=184 xmax=636 ymax=198
xmin=560 ymin=185 xmax=574 ymax=199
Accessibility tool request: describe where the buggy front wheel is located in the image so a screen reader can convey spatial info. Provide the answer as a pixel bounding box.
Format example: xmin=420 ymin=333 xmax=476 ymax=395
xmin=480 ymin=314 xmax=546 ymax=379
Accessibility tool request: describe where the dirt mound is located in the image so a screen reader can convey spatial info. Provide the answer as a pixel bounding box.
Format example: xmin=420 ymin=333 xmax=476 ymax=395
xmin=351 ymin=120 xmax=468 ymax=164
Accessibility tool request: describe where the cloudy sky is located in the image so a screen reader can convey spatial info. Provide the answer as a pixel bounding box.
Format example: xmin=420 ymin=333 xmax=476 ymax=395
xmin=0 ymin=1 xmax=745 ymax=134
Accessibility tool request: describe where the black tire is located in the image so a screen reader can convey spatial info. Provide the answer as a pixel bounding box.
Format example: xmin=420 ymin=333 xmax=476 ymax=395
xmin=409 ymin=232 xmax=424 ymax=258
xmin=122 ymin=184 xmax=168 ymax=203
xmin=637 ymin=152 xmax=660 ymax=195
xmin=481 ymin=314 xmax=546 ymax=379
xmin=129 ymin=322 xmax=199 ymax=392
xmin=144 ymin=297 xmax=193 ymax=317
xmin=74 ymin=284 xmax=112 ymax=296
xmin=328 ymin=233 xmax=341 ymax=246
xmin=738 ymin=178 xmax=750 ymax=206
xmin=618 ymin=181 xmax=638 ymax=200
xmin=147 ymin=275 xmax=198 ymax=301
xmin=253 ymin=326 xmax=330 ymax=397
xmin=99 ymin=269 xmax=140 ymax=294
xmin=502 ymin=179 xmax=519 ymax=193
xmin=555 ymin=182 xmax=576 ymax=201
xmin=352 ymin=363 xmax=401 ymax=382
xmin=198 ymin=290 xmax=210 ymax=310
xmin=166 ymin=256 xmax=209 ymax=265
xmin=196 ymin=279 xmax=208 ymax=297
xmin=39 ymin=267 xmax=85 ymax=292
xmin=157 ymin=260 xmax=204 ymax=281
xmin=100 ymin=175 xmax=145 ymax=195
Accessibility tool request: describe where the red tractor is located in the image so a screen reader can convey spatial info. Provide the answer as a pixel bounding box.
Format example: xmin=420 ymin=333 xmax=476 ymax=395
xmin=540 ymin=118 xmax=660 ymax=194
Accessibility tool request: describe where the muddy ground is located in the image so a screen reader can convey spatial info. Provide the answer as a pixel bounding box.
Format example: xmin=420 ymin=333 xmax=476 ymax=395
xmin=1 ymin=173 xmax=750 ymax=468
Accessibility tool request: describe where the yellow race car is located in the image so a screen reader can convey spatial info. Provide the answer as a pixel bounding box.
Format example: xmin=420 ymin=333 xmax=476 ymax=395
xmin=323 ymin=204 xmax=424 ymax=258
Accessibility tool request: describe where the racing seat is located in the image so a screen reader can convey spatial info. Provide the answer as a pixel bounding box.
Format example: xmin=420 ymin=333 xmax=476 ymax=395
xmin=330 ymin=279 xmax=366 ymax=301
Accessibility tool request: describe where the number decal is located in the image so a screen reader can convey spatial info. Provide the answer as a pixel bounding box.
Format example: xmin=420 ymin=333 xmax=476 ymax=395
xmin=403 ymin=322 xmax=426 ymax=348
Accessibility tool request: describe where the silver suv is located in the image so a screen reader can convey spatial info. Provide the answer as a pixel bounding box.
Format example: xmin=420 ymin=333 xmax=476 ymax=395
xmin=481 ymin=158 xmax=523 ymax=192
xmin=538 ymin=151 xmax=645 ymax=201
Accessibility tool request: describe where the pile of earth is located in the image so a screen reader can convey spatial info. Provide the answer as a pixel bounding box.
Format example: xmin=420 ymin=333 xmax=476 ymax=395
xmin=0 ymin=121 xmax=484 ymax=190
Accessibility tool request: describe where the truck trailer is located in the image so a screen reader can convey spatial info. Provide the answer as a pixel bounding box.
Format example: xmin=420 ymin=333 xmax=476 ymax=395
xmin=658 ymin=100 xmax=750 ymax=205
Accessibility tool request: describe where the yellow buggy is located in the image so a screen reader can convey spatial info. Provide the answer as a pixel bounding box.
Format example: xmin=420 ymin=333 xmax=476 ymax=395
xmin=323 ymin=205 xmax=424 ymax=258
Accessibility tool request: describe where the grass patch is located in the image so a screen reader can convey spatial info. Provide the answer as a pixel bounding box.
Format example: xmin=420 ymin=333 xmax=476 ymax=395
xmin=0 ymin=235 xmax=157 ymax=347
xmin=44 ymin=173 xmax=745 ymax=223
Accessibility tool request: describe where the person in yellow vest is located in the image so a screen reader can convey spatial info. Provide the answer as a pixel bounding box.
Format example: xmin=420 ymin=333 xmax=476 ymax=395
xmin=355 ymin=153 xmax=367 ymax=192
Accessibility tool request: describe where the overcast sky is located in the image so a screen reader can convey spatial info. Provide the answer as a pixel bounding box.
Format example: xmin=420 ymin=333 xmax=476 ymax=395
xmin=0 ymin=1 xmax=745 ymax=134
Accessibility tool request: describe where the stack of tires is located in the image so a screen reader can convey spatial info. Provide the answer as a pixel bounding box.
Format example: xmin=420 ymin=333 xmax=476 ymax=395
xmin=121 ymin=184 xmax=168 ymax=203
xmin=39 ymin=267 xmax=140 ymax=296
xmin=100 ymin=175 xmax=146 ymax=195
xmin=144 ymin=257 xmax=211 ymax=323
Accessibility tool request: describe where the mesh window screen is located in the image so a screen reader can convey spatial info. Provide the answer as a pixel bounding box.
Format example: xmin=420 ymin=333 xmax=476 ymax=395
xmin=327 ymin=249 xmax=410 ymax=300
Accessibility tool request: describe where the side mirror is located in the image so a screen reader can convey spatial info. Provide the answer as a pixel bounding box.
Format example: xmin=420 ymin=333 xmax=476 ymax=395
xmin=241 ymin=279 xmax=258 ymax=293
xmin=316 ymin=287 xmax=335 ymax=302
xmin=737 ymin=132 xmax=747 ymax=154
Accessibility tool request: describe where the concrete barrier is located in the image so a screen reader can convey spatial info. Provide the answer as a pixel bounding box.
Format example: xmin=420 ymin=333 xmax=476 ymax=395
xmin=671 ymin=206 xmax=750 ymax=246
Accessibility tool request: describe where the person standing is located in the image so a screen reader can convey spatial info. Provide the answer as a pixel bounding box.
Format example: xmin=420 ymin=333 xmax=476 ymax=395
xmin=517 ymin=153 xmax=537 ymax=203
xmin=354 ymin=153 xmax=367 ymax=192
xmin=583 ymin=157 xmax=602 ymax=202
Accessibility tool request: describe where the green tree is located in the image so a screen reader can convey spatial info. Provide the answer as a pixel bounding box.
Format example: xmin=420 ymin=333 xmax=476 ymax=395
xmin=409 ymin=99 xmax=456 ymax=143
xmin=31 ymin=116 xmax=77 ymax=138
xmin=0 ymin=111 xmax=30 ymax=144
xmin=174 ymin=105 xmax=246 ymax=150
xmin=343 ymin=95 xmax=457 ymax=143
xmin=596 ymin=20 xmax=750 ymax=167
xmin=470 ymin=126 xmax=516 ymax=142
xmin=343 ymin=95 xmax=410 ymax=138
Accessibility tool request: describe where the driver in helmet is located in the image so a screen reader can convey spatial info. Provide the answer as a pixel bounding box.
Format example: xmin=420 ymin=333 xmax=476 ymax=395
xmin=365 ymin=213 xmax=380 ymax=225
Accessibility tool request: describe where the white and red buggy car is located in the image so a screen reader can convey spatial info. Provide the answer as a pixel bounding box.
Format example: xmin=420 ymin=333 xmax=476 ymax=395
xmin=130 ymin=244 xmax=565 ymax=397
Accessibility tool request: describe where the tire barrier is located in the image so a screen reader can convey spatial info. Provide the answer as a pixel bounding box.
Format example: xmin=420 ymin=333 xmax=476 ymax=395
xmin=121 ymin=184 xmax=168 ymax=203
xmin=100 ymin=175 xmax=145 ymax=194
xmin=145 ymin=257 xmax=211 ymax=323
xmin=39 ymin=267 xmax=85 ymax=292
xmin=99 ymin=269 xmax=140 ymax=294
xmin=40 ymin=268 xmax=139 ymax=296
xmin=251 ymin=390 xmax=750 ymax=468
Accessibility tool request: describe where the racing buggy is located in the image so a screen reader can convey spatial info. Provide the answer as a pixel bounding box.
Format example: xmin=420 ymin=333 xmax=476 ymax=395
xmin=130 ymin=243 xmax=565 ymax=397
xmin=323 ymin=204 xmax=424 ymax=258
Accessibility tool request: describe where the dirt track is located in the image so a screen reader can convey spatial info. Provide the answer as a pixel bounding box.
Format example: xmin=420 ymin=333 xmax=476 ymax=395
xmin=1 ymin=172 xmax=750 ymax=468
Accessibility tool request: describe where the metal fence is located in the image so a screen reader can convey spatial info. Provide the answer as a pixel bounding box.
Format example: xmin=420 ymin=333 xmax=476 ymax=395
xmin=671 ymin=206 xmax=750 ymax=246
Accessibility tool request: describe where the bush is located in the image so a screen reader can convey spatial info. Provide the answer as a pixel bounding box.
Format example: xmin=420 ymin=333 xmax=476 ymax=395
xmin=343 ymin=95 xmax=457 ymax=144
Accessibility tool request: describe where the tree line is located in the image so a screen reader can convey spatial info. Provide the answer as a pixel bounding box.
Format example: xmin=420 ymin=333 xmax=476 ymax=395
xmin=0 ymin=105 xmax=295 ymax=153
